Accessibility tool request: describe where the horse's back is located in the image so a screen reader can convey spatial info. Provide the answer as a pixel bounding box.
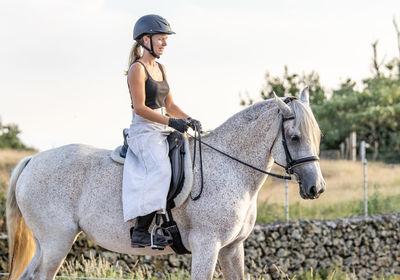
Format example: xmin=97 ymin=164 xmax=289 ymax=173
xmin=15 ymin=144 xmax=122 ymax=231
xmin=14 ymin=143 xmax=176 ymax=256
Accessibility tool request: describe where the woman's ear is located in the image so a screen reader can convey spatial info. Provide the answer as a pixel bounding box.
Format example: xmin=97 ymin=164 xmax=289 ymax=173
xmin=142 ymin=36 xmax=149 ymax=46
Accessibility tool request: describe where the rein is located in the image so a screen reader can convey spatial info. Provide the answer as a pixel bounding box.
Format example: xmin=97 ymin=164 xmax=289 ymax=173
xmin=188 ymin=98 xmax=319 ymax=201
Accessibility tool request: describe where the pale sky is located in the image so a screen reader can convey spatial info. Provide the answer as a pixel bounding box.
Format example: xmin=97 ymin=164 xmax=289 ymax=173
xmin=1 ymin=0 xmax=399 ymax=151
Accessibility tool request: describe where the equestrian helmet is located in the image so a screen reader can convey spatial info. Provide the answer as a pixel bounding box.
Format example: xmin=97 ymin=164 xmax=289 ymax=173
xmin=133 ymin=14 xmax=175 ymax=40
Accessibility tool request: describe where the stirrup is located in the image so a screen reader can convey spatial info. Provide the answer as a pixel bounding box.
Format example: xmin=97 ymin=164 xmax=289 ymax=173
xmin=150 ymin=214 xmax=173 ymax=250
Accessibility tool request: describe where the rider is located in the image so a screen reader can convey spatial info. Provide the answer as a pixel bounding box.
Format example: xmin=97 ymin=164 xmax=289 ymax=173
xmin=122 ymin=14 xmax=201 ymax=248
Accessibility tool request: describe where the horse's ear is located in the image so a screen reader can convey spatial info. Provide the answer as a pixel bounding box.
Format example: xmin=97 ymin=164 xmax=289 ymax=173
xmin=273 ymin=92 xmax=292 ymax=117
xmin=300 ymin=86 xmax=309 ymax=107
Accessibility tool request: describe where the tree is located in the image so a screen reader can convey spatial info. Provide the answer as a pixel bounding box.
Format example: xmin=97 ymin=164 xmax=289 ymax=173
xmin=0 ymin=116 xmax=31 ymax=150
xmin=393 ymin=16 xmax=400 ymax=79
xmin=315 ymin=77 xmax=400 ymax=160
xmin=240 ymin=65 xmax=327 ymax=107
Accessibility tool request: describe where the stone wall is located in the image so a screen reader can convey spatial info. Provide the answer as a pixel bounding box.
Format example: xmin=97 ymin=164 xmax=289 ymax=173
xmin=0 ymin=213 xmax=399 ymax=279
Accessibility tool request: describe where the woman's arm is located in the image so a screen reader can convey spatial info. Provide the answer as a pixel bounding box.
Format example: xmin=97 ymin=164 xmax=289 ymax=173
xmin=128 ymin=63 xmax=170 ymax=125
xmin=164 ymin=93 xmax=190 ymax=119
xmin=159 ymin=64 xmax=190 ymax=119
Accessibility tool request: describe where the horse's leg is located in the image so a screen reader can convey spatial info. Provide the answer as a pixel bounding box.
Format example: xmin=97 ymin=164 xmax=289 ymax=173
xmin=20 ymin=224 xmax=78 ymax=280
xmin=218 ymin=241 xmax=245 ymax=280
xmin=189 ymin=233 xmax=221 ymax=280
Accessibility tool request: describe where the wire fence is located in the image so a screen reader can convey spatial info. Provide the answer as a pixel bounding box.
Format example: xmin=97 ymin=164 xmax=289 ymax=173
xmin=283 ymin=140 xmax=370 ymax=222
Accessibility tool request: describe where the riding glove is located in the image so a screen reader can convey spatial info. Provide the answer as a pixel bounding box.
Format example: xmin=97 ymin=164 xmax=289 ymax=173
xmin=168 ymin=118 xmax=189 ymax=133
xmin=187 ymin=117 xmax=203 ymax=133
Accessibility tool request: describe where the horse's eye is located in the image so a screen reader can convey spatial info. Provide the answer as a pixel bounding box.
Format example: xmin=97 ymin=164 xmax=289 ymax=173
xmin=291 ymin=135 xmax=300 ymax=142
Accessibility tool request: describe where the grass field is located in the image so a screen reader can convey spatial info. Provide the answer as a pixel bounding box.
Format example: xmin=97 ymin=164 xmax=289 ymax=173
xmin=257 ymin=159 xmax=400 ymax=223
xmin=58 ymin=254 xmax=400 ymax=279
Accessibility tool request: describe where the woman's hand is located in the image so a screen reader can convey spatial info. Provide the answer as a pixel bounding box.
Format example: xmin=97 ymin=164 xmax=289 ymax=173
xmin=168 ymin=118 xmax=189 ymax=133
xmin=187 ymin=118 xmax=203 ymax=133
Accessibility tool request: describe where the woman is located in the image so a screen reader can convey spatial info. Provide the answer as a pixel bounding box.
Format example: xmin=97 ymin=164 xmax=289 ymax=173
xmin=122 ymin=14 xmax=201 ymax=248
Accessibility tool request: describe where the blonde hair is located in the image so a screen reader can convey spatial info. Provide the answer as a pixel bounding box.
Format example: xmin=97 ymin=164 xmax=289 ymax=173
xmin=125 ymin=41 xmax=142 ymax=76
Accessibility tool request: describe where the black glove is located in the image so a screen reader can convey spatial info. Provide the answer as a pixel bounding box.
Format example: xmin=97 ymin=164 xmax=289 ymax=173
xmin=187 ymin=117 xmax=203 ymax=133
xmin=168 ymin=118 xmax=189 ymax=133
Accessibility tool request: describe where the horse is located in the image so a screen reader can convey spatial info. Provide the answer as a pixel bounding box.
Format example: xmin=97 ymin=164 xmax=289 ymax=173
xmin=7 ymin=88 xmax=325 ymax=280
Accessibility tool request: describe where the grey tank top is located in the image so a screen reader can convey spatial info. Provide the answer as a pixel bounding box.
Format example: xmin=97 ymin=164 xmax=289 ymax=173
xmin=128 ymin=61 xmax=170 ymax=109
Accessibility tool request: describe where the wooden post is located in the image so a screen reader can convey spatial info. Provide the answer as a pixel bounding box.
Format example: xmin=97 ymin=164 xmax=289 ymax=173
xmin=350 ymin=132 xmax=357 ymax=161
xmin=340 ymin=143 xmax=345 ymax=159
xmin=285 ymin=174 xmax=289 ymax=223
xmin=360 ymin=141 xmax=368 ymax=217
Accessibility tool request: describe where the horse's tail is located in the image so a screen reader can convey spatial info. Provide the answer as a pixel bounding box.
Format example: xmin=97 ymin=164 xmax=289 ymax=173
xmin=6 ymin=156 xmax=36 ymax=280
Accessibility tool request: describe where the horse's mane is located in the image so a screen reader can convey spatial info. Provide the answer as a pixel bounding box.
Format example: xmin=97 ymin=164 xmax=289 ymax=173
xmin=210 ymin=98 xmax=321 ymax=154
xmin=291 ymin=99 xmax=321 ymax=154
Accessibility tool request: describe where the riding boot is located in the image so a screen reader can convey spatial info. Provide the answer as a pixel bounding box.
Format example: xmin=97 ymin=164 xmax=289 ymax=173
xmin=130 ymin=211 xmax=156 ymax=247
xmin=130 ymin=212 xmax=172 ymax=248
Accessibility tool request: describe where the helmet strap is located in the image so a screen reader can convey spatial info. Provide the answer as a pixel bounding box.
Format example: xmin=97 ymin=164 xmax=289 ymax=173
xmin=136 ymin=35 xmax=160 ymax=59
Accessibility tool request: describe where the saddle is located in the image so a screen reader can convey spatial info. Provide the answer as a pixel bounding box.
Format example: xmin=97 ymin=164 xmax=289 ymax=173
xmin=115 ymin=128 xmax=191 ymax=254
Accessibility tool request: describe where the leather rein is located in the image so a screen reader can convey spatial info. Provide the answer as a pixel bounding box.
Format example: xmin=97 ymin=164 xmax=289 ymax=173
xmin=188 ymin=98 xmax=319 ymax=201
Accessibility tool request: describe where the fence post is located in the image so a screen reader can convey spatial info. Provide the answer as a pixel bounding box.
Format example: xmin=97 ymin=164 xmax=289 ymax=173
xmin=350 ymin=132 xmax=357 ymax=161
xmin=285 ymin=174 xmax=289 ymax=222
xmin=340 ymin=142 xmax=345 ymax=159
xmin=360 ymin=140 xmax=368 ymax=217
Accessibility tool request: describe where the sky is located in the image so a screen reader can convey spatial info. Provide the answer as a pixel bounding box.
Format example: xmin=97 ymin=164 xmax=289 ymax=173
xmin=0 ymin=0 xmax=399 ymax=151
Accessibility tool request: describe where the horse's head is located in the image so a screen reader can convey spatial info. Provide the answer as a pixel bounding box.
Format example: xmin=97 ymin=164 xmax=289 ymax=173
xmin=270 ymin=87 xmax=326 ymax=199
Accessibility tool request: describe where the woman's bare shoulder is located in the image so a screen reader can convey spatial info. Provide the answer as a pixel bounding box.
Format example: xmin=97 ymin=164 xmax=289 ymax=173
xmin=158 ymin=62 xmax=167 ymax=71
xmin=128 ymin=62 xmax=146 ymax=80
xmin=158 ymin=63 xmax=168 ymax=79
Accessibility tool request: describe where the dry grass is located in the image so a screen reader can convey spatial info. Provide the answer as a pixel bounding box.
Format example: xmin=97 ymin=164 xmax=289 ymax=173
xmin=0 ymin=149 xmax=37 ymax=194
xmin=258 ymin=159 xmax=400 ymax=207
xmin=0 ymin=149 xmax=37 ymax=166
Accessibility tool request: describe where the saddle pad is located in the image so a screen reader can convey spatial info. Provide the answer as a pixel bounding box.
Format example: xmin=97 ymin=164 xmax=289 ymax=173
xmin=111 ymin=136 xmax=193 ymax=209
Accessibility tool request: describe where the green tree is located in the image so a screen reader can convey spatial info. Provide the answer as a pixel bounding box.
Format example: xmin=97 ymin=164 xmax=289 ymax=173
xmin=261 ymin=65 xmax=326 ymax=106
xmin=315 ymin=77 xmax=400 ymax=161
xmin=241 ymin=65 xmax=327 ymax=107
xmin=0 ymin=117 xmax=30 ymax=150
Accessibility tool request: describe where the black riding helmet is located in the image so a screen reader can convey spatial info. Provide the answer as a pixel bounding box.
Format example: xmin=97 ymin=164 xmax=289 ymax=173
xmin=133 ymin=14 xmax=175 ymax=59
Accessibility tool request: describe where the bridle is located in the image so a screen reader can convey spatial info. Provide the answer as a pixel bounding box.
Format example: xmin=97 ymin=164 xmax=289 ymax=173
xmin=274 ymin=98 xmax=320 ymax=175
xmin=188 ymin=97 xmax=319 ymax=200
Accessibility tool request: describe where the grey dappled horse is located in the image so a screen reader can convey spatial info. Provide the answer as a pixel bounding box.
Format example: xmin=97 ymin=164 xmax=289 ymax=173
xmin=7 ymin=89 xmax=325 ymax=280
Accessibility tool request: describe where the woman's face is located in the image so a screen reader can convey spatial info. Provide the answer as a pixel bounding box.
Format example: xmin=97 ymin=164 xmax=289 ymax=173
xmin=143 ymin=34 xmax=168 ymax=56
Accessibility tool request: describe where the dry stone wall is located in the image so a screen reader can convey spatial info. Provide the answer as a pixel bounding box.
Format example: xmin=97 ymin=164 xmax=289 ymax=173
xmin=0 ymin=213 xmax=399 ymax=279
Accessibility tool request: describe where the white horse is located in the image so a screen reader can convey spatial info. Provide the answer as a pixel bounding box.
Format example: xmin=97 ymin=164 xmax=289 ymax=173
xmin=7 ymin=89 xmax=325 ymax=280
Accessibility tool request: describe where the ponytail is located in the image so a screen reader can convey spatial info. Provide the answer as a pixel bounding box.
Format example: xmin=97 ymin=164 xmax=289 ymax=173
xmin=125 ymin=42 xmax=142 ymax=76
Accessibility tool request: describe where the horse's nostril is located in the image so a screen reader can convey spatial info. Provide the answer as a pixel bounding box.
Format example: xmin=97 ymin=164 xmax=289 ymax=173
xmin=309 ymin=185 xmax=317 ymax=197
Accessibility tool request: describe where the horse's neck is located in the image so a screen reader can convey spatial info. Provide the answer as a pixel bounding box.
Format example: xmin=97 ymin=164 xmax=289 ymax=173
xmin=198 ymin=101 xmax=281 ymax=193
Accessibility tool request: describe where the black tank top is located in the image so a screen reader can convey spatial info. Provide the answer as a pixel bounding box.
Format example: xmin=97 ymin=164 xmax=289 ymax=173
xmin=128 ymin=61 xmax=170 ymax=109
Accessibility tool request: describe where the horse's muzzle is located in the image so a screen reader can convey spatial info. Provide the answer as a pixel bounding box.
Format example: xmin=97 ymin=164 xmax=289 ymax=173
xmin=300 ymin=181 xmax=325 ymax=200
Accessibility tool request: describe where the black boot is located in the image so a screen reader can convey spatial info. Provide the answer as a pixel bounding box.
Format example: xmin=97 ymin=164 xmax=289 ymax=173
xmin=130 ymin=212 xmax=172 ymax=248
xmin=130 ymin=211 xmax=156 ymax=248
